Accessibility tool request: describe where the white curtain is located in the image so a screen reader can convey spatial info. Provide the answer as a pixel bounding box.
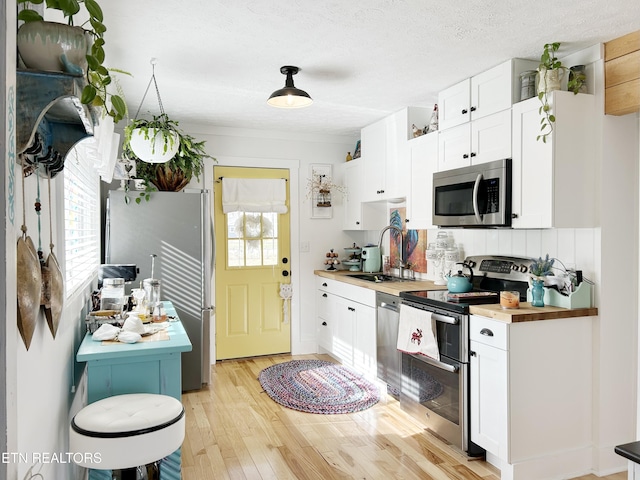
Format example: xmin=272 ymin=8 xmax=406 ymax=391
xmin=221 ymin=177 xmax=288 ymax=213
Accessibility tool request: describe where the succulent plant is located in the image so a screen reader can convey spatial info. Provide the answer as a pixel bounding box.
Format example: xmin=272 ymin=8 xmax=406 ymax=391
xmin=530 ymin=254 xmax=555 ymax=278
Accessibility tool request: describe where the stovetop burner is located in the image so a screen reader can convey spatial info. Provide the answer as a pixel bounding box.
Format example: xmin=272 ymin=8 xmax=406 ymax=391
xmin=400 ymin=289 xmax=500 ymax=313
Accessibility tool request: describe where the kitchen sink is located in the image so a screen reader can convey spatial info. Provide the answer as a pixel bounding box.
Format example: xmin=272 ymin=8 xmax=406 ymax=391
xmin=350 ymin=273 xmax=410 ymax=283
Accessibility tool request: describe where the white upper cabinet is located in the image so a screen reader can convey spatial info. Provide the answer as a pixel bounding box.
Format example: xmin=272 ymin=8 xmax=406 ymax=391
xmin=407 ymin=132 xmax=438 ymax=229
xmin=437 ymin=109 xmax=512 ymax=171
xmin=438 ymin=58 xmax=538 ymax=130
xmin=361 ymin=107 xmax=431 ymax=202
xmin=438 ymin=79 xmax=472 ymax=130
xmin=341 ymin=159 xmax=364 ymax=230
xmin=438 ymin=123 xmax=471 ymax=170
xmin=511 ymin=91 xmax=597 ymax=228
xmin=361 ymin=117 xmax=387 ymax=202
xmin=339 ymin=159 xmax=388 ymax=231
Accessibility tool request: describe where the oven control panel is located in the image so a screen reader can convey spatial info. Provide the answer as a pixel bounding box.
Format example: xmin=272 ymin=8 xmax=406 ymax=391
xmin=465 ymin=255 xmax=533 ymax=282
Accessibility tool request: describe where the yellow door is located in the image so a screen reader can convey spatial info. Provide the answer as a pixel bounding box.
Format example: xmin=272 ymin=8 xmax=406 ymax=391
xmin=214 ymin=166 xmax=291 ymax=360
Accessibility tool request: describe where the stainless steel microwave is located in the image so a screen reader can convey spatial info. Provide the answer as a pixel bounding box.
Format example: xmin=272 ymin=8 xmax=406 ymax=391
xmin=432 ymin=158 xmax=512 ymax=227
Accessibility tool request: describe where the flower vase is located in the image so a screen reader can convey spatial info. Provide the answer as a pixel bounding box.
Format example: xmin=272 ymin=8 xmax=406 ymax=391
xmin=531 ymin=279 xmax=545 ymax=307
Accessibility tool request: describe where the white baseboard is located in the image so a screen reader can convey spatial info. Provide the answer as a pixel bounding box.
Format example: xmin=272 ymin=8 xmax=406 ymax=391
xmin=487 ymin=447 xmax=596 ymax=480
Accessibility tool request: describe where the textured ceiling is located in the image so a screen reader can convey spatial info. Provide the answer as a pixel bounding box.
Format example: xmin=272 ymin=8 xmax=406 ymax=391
xmin=95 ymin=0 xmax=640 ymax=138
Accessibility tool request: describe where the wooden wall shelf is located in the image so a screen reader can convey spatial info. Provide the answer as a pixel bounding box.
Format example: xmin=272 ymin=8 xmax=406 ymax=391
xmin=604 ymin=30 xmax=640 ymax=116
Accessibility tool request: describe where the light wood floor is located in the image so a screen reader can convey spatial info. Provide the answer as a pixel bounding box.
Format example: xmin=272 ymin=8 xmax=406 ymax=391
xmin=181 ymin=353 xmax=627 ymax=480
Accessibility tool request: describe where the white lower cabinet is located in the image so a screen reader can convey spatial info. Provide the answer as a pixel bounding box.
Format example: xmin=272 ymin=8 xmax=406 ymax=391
xmin=470 ymin=314 xmax=593 ymax=480
xmin=316 ymin=276 xmax=376 ymax=377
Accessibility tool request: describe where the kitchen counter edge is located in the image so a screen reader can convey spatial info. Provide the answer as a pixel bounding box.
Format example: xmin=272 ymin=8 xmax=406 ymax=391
xmin=314 ymin=269 xmax=445 ymax=295
xmin=314 ymin=270 xmax=598 ymax=322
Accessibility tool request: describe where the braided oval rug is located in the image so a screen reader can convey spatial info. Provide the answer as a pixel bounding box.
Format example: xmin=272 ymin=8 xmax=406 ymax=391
xmin=258 ymin=360 xmax=380 ymax=414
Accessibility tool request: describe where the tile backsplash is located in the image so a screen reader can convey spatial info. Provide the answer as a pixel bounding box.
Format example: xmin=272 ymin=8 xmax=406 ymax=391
xmin=425 ymin=227 xmax=599 ymax=284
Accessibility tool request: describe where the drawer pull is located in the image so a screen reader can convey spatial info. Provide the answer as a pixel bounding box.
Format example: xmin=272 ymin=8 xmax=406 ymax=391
xmin=480 ymin=328 xmax=494 ymax=337
xmin=348 ymin=307 xmax=355 ymax=312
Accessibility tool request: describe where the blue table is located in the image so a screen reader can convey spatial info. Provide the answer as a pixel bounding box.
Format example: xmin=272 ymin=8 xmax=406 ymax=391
xmin=76 ymin=302 xmax=192 ymax=480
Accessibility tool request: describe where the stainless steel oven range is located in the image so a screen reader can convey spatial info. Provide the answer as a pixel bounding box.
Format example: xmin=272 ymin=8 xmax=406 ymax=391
xmin=398 ymin=255 xmax=533 ymax=457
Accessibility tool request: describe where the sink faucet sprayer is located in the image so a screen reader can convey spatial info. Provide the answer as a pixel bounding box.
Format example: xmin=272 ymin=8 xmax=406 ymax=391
xmin=377 ymin=225 xmax=408 ymax=277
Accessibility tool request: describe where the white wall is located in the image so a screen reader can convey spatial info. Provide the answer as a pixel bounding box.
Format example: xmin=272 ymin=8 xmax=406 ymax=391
xmin=11 ymin=170 xmax=92 ymax=480
xmin=179 ymin=124 xmax=358 ymax=355
xmin=2 ymin=1 xmax=15 ymax=479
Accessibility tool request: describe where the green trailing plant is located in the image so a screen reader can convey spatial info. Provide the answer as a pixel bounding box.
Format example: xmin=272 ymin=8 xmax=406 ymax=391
xmin=122 ymin=113 xmax=215 ymax=204
xmin=567 ymin=68 xmax=587 ymax=94
xmin=537 ymin=42 xmax=565 ymax=143
xmin=530 ymin=254 xmax=555 ymax=278
xmin=17 ymin=0 xmax=128 ymax=123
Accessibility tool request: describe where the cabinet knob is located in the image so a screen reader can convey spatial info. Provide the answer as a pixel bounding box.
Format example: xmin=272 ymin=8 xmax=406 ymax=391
xmin=322 ymin=321 xmax=327 ymax=326
xmin=470 ymin=152 xmax=476 ymax=157
xmin=322 ymin=293 xmax=327 ymax=297
xmin=355 ymin=221 xmax=360 ymax=225
xmin=470 ymin=106 xmax=477 ymax=112
xmin=480 ymin=328 xmax=494 ymax=337
xmin=511 ymin=213 xmax=519 ymax=219
xmin=405 ymin=218 xmax=410 ymax=223
xmin=322 ymin=283 xmax=328 ymax=287
xmin=463 ymin=154 xmax=469 ymax=159
xmin=461 ymin=108 xmax=468 ymax=114
xmin=348 ymin=307 xmax=355 ymax=312
xmin=470 ymin=351 xmax=477 ymax=357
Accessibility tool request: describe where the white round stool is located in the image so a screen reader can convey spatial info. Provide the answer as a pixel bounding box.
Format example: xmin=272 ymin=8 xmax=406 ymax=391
xmin=69 ymin=393 xmax=185 ymax=479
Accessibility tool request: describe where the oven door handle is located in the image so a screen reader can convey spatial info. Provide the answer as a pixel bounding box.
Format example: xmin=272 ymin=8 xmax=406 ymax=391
xmin=472 ymin=173 xmax=483 ymax=223
xmin=410 ymin=353 xmax=459 ymax=373
xmin=431 ymin=312 xmax=459 ymax=325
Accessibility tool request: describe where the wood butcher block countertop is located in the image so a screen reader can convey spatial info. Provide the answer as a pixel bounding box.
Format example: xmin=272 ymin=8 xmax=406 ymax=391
xmin=469 ymin=303 xmax=598 ymax=323
xmin=314 ymin=269 xmax=447 ymax=296
xmin=315 ymin=270 xmax=598 ymax=322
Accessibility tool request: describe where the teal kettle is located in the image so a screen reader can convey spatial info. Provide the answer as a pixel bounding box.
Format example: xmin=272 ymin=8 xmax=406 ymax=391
xmin=445 ymin=262 xmax=474 ymax=293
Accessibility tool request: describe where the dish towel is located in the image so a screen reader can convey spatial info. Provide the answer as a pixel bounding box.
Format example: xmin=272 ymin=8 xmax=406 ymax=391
xmin=222 ymin=177 xmax=288 ymax=214
xmin=397 ymin=303 xmax=440 ymax=361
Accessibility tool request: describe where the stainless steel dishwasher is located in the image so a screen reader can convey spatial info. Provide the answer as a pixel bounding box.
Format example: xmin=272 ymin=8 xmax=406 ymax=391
xmin=376 ymin=292 xmax=402 ymax=397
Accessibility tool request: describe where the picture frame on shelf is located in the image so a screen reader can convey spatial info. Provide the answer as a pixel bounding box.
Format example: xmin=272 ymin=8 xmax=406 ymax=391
xmin=353 ymin=140 xmax=361 ymax=159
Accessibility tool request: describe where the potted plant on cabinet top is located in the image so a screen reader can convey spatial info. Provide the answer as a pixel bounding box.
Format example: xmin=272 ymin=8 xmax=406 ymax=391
xmin=537 ymin=42 xmax=566 ymax=143
xmin=17 ymin=0 xmax=127 ymax=123
xmin=122 ymin=114 xmax=215 ymax=204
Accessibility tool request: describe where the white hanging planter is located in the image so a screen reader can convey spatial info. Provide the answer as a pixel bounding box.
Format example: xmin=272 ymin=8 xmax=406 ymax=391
xmin=128 ymin=127 xmax=179 ymax=164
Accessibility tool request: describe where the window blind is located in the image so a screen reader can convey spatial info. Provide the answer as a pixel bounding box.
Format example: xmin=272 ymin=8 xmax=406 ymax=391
xmin=63 ymin=149 xmax=100 ymax=297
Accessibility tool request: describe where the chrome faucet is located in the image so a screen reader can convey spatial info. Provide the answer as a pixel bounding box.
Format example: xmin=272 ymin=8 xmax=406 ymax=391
xmin=378 ymin=225 xmax=406 ymax=276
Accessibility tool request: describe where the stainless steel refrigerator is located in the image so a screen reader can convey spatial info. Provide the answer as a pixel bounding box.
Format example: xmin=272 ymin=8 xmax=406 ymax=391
xmin=106 ymin=189 xmax=214 ymax=391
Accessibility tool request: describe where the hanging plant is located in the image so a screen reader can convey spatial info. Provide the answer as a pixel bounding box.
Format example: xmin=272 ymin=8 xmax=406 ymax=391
xmin=121 ymin=61 xmax=215 ymax=203
xmin=122 ymin=114 xmax=214 ymax=203
xmin=537 ymin=42 xmax=566 ymax=143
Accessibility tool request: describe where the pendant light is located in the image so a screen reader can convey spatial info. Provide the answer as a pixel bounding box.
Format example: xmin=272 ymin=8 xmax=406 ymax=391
xmin=267 ymin=66 xmax=313 ymax=108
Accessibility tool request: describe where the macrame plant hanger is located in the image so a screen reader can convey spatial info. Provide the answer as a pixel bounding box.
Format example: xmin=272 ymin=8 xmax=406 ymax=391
xmin=127 ymin=58 xmax=179 ymax=164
